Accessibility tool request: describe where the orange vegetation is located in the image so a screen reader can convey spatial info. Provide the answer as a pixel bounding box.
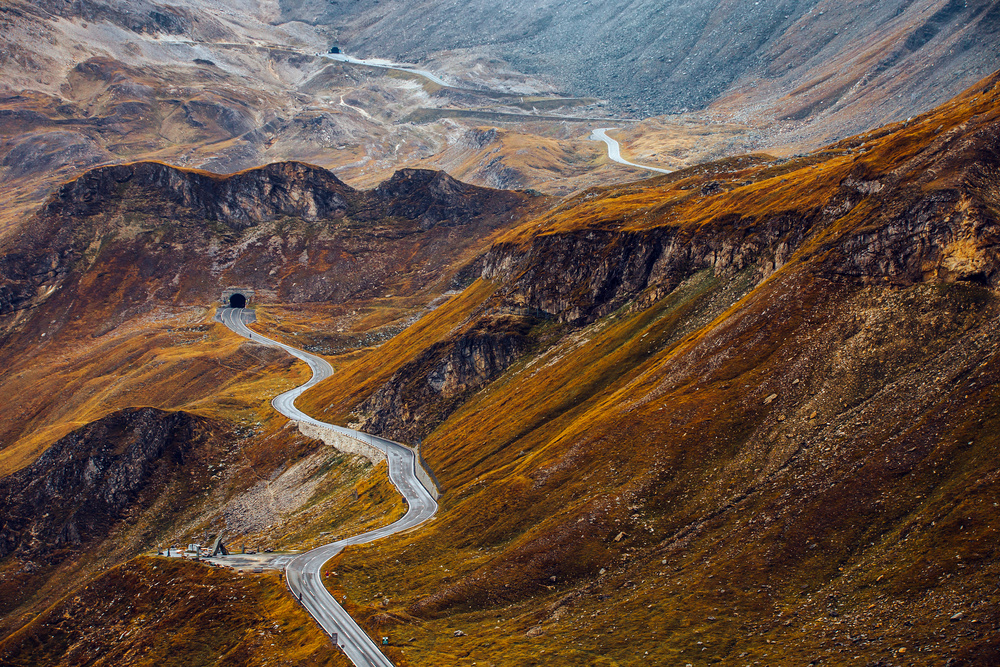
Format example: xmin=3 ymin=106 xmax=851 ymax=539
xmin=291 ymin=72 xmax=1000 ymax=665
xmin=0 ymin=557 xmax=347 ymax=666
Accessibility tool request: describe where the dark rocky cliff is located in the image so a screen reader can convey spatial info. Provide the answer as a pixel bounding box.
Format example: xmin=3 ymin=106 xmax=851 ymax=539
xmin=481 ymin=98 xmax=1000 ymax=325
xmin=372 ymin=168 xmax=520 ymax=230
xmin=38 ymin=161 xmax=521 ymax=230
xmin=44 ymin=161 xmax=354 ymax=226
xmin=0 ymin=407 xmax=212 ymax=562
xmin=356 ymin=316 xmax=533 ymax=443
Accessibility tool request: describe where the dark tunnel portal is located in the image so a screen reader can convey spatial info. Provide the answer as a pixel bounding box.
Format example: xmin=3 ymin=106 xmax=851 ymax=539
xmin=229 ymin=293 xmax=247 ymax=309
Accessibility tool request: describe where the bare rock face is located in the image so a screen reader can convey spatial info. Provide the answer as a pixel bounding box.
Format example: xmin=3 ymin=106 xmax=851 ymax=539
xmin=38 ymin=161 xmax=529 ymax=232
xmin=0 ymin=161 xmax=534 ymax=337
xmin=482 ymin=212 xmax=822 ymax=325
xmin=44 ymin=161 xmax=354 ymax=226
xmin=358 ymin=316 xmax=533 ymax=442
xmin=827 ymin=122 xmax=1000 ymax=286
xmin=482 ymin=102 xmax=1000 ymax=325
xmin=0 ymin=248 xmax=68 ymax=320
xmin=0 ymin=407 xmax=212 ymax=561
xmin=371 ymin=168 xmax=504 ymax=230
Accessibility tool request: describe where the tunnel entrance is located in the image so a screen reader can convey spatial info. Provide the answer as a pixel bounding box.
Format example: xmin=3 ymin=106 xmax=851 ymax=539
xmin=221 ymin=287 xmax=254 ymax=308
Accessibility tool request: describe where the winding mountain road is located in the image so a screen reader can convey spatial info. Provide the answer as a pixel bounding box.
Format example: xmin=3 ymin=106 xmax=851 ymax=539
xmin=590 ymin=128 xmax=672 ymax=174
xmin=217 ymin=306 xmax=438 ymax=667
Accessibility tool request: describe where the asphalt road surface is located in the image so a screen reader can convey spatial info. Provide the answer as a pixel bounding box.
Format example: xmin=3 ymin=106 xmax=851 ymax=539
xmin=218 ymin=306 xmax=438 ymax=667
xmin=590 ymin=127 xmax=673 ymax=174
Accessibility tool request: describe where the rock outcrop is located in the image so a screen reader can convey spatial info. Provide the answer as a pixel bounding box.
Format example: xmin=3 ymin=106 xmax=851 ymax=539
xmin=38 ymin=161 xmax=528 ymax=230
xmin=44 ymin=161 xmax=354 ymax=226
xmin=0 ymin=407 xmax=213 ymax=561
xmin=482 ymin=217 xmax=809 ymax=325
xmin=481 ymin=90 xmax=1000 ymax=325
xmin=357 ymin=316 xmax=533 ymax=443
xmin=370 ymin=168 xmax=510 ymax=229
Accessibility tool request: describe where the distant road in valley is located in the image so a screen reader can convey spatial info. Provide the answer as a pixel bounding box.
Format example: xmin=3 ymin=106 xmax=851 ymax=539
xmin=152 ymin=37 xmax=635 ymax=125
xmin=590 ymin=128 xmax=673 ymax=174
xmin=153 ymin=36 xmax=671 ymax=174
xmin=323 ymin=52 xmax=452 ymax=87
xmin=218 ymin=306 xmax=438 ymax=667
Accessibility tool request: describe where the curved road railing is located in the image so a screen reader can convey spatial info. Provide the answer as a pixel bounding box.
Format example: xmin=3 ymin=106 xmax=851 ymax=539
xmin=590 ymin=128 xmax=673 ymax=174
xmin=218 ymin=307 xmax=438 ymax=667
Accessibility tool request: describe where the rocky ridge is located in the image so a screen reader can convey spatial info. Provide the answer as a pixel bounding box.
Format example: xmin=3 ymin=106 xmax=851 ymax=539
xmin=480 ymin=80 xmax=1000 ymax=325
xmin=0 ymin=407 xmax=218 ymax=620
xmin=355 ymin=315 xmax=534 ymax=442
xmin=0 ymin=160 xmax=537 ymax=342
xmin=0 ymin=407 xmax=211 ymax=562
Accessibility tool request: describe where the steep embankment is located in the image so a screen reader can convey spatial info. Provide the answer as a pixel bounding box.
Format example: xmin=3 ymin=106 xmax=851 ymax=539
xmin=0 ymin=408 xmax=221 ymax=623
xmin=297 ymin=72 xmax=1000 ymax=665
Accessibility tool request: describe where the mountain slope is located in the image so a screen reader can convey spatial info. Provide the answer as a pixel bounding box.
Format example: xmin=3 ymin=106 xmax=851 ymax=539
xmin=0 ymin=408 xmax=218 ymax=620
xmin=332 ymin=0 xmax=1000 ymax=123
xmin=0 ymin=161 xmax=537 ymax=347
xmin=0 ymin=557 xmax=346 ymax=667
xmin=290 ymin=71 xmax=1000 ymax=665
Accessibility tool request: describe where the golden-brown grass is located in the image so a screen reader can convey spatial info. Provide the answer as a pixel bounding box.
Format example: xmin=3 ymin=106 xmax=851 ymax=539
xmin=286 ymin=72 xmax=1000 ymax=665
xmin=297 ymin=280 xmax=499 ymax=422
xmin=0 ymin=306 xmax=308 ymax=476
xmin=0 ymin=556 xmax=349 ymax=666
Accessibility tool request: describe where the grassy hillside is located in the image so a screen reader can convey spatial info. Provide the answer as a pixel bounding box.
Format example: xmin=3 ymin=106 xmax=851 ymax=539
xmin=0 ymin=557 xmax=347 ymax=666
xmin=292 ymin=72 xmax=1000 ymax=665
xmin=2 ymin=48 xmax=998 ymax=665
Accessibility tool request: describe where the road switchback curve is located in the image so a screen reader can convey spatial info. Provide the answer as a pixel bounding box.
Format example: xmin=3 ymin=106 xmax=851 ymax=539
xmin=590 ymin=127 xmax=673 ymax=174
xmin=218 ymin=306 xmax=438 ymax=667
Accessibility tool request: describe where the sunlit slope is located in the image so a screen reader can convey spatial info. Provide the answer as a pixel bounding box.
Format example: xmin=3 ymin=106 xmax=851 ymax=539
xmin=297 ymin=73 xmax=1000 ymax=665
xmin=0 ymin=308 xmax=306 ymax=477
xmin=0 ymin=304 xmax=416 ymax=650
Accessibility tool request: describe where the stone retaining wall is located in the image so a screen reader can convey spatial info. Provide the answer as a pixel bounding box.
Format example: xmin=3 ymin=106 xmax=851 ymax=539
xmin=413 ymin=447 xmax=442 ymax=500
xmin=296 ymin=421 xmax=386 ymax=465
xmin=297 ymin=421 xmax=443 ymax=499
